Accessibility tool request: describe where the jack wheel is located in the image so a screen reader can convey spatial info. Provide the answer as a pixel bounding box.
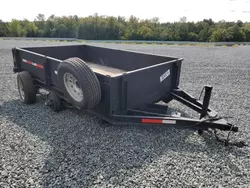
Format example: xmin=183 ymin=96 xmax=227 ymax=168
xmin=198 ymin=129 xmax=204 ymax=135
xmin=46 ymin=92 xmax=62 ymax=112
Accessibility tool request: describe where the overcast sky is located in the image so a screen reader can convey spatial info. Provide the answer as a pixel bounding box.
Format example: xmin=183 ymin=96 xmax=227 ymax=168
xmin=1 ymin=0 xmax=250 ymax=22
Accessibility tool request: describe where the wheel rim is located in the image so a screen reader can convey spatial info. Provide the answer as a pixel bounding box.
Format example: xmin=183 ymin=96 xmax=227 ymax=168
xmin=18 ymin=78 xmax=25 ymax=101
xmin=63 ymin=72 xmax=83 ymax=102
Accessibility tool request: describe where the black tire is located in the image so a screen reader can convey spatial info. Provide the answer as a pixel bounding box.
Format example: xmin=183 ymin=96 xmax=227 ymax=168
xmin=57 ymin=57 xmax=101 ymax=110
xmin=47 ymin=92 xmax=62 ymax=112
xmin=17 ymin=71 xmax=36 ymax=104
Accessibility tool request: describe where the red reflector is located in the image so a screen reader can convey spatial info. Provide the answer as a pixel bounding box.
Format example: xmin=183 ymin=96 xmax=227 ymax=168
xmin=36 ymin=64 xmax=44 ymax=69
xmin=26 ymin=60 xmax=32 ymax=65
xmin=142 ymin=119 xmax=162 ymax=124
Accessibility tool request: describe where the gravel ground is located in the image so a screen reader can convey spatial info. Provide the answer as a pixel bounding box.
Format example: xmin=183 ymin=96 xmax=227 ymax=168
xmin=0 ymin=40 xmax=250 ymax=187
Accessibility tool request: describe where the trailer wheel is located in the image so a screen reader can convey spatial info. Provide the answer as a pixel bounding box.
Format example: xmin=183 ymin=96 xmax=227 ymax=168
xmin=17 ymin=71 xmax=36 ymax=104
xmin=57 ymin=57 xmax=101 ymax=110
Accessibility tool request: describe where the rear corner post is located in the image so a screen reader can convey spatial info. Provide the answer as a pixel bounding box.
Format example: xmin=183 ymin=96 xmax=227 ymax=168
xmin=12 ymin=48 xmax=20 ymax=73
xmin=44 ymin=56 xmax=51 ymax=87
xmin=171 ymin=60 xmax=182 ymax=89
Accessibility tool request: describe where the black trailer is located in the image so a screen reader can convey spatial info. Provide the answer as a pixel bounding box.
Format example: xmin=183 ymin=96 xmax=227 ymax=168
xmin=11 ymin=44 xmax=239 ymax=140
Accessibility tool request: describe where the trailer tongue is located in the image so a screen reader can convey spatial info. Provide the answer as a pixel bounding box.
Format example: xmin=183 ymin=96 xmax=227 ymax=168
xmin=12 ymin=44 xmax=246 ymax=147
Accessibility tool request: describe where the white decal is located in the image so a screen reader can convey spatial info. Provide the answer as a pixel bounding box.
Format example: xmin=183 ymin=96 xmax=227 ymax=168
xmin=162 ymin=120 xmax=176 ymax=124
xmin=160 ymin=69 xmax=170 ymax=82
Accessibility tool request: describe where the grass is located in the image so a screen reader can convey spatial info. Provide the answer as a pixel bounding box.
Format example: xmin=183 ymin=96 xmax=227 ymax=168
xmin=1 ymin=37 xmax=243 ymax=47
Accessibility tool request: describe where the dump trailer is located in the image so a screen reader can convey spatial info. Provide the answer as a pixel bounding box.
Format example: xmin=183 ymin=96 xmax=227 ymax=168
xmin=11 ymin=44 xmax=239 ymax=137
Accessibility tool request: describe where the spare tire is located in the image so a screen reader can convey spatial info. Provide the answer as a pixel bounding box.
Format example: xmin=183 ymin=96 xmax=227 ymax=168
xmin=57 ymin=57 xmax=101 ymax=110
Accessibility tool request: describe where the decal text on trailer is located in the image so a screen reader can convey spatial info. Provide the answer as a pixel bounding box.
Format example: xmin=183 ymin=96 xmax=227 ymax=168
xmin=160 ymin=69 xmax=170 ymax=82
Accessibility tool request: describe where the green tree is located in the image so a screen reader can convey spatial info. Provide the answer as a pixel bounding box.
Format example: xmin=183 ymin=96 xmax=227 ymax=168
xmin=35 ymin=14 xmax=46 ymax=36
xmin=236 ymin=20 xmax=243 ymax=28
xmin=210 ymin=29 xmax=233 ymax=42
xmin=227 ymin=25 xmax=246 ymax=41
xmin=196 ymin=21 xmax=210 ymax=41
xmin=8 ymin=19 xmax=24 ymax=37
xmin=0 ymin=20 xmax=8 ymax=37
xmin=242 ymin=24 xmax=250 ymax=41
xmin=174 ymin=22 xmax=189 ymax=41
xmin=22 ymin=19 xmax=38 ymax=37
xmin=122 ymin=15 xmax=140 ymax=40
xmin=137 ymin=26 xmax=153 ymax=40
xmin=188 ymin=32 xmax=199 ymax=41
xmin=160 ymin=30 xmax=174 ymax=41
xmin=203 ymin=19 xmax=214 ymax=26
xmin=56 ymin=24 xmax=67 ymax=38
xmin=1 ymin=14 xmax=250 ymax=42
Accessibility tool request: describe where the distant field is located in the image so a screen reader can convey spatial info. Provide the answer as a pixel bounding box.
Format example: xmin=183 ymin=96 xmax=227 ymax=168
xmin=0 ymin=40 xmax=250 ymax=187
xmin=1 ymin=37 xmax=250 ymax=47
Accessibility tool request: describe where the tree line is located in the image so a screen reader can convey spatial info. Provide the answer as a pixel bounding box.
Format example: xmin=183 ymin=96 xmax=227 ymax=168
xmin=0 ymin=14 xmax=250 ymax=42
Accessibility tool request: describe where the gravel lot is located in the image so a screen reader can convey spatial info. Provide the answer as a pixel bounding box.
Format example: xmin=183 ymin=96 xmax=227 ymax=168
xmin=0 ymin=40 xmax=250 ymax=187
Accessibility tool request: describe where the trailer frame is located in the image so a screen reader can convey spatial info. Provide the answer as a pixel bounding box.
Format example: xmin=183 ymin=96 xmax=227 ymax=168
xmin=12 ymin=44 xmax=238 ymax=135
